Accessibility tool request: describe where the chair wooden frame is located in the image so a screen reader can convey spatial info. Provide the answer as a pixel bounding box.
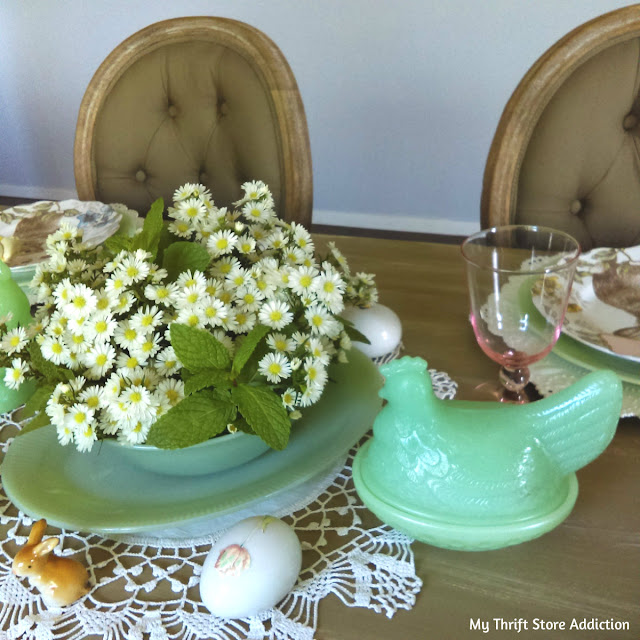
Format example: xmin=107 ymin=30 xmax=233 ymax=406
xmin=74 ymin=16 xmax=313 ymax=226
xmin=481 ymin=4 xmax=640 ymax=229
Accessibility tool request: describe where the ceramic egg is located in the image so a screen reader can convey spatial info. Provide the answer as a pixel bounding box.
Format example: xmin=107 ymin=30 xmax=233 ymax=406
xmin=200 ymin=515 xmax=302 ymax=618
xmin=341 ymin=303 xmax=402 ymax=358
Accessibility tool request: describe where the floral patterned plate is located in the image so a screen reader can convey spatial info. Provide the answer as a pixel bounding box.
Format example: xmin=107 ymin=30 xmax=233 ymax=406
xmin=535 ymin=246 xmax=640 ymax=363
xmin=0 ymin=200 xmax=122 ymax=269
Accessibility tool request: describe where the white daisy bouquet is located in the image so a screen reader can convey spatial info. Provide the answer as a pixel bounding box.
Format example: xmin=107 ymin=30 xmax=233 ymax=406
xmin=1 ymin=181 xmax=377 ymax=453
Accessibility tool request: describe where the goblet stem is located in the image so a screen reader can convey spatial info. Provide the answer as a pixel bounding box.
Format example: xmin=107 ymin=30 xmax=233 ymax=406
xmin=499 ymin=365 xmax=530 ymax=404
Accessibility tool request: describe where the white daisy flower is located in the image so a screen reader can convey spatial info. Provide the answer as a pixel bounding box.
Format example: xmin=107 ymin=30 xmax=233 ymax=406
xmin=210 ymin=256 xmax=241 ymax=278
xmin=305 ymin=336 xmax=332 ymax=364
xmin=304 ymin=357 xmax=328 ymax=390
xmin=312 ymin=270 xmax=346 ymax=313
xmin=236 ymin=285 xmax=263 ymax=312
xmin=176 ymin=305 xmax=207 ymax=329
xmin=113 ymin=321 xmax=142 ymax=350
xmin=299 ymin=384 xmax=323 ymax=407
xmin=289 ymin=265 xmax=319 ymax=297
xmin=281 ymin=387 xmax=298 ymax=409
xmin=207 ymin=229 xmax=238 ymax=256
xmin=237 ymin=234 xmax=257 ymax=254
xmin=78 ymin=385 xmax=104 ymax=412
xmin=229 ymin=309 xmax=256 ymax=334
xmin=241 ymin=200 xmax=272 ymax=223
xmin=291 ymin=222 xmax=315 ymax=253
xmin=267 ymin=333 xmax=294 ymax=353
xmin=201 ymin=296 xmax=228 ymax=327
xmin=258 ymin=300 xmax=293 ymax=330
xmin=113 ymin=292 xmax=135 ymax=315
xmin=130 ymin=305 xmax=163 ymax=333
xmin=144 ymin=282 xmax=178 ymax=306
xmin=41 ymin=335 xmax=70 ymax=365
xmin=84 ymin=312 xmax=117 ymax=343
xmin=176 ymin=270 xmax=207 ymax=290
xmin=64 ymin=283 xmax=97 ymax=319
xmin=155 ymin=346 xmax=181 ymax=376
xmin=83 ymin=342 xmax=116 ymax=379
xmin=130 ymin=333 xmax=162 ymax=364
xmin=226 ymin=265 xmax=251 ymax=289
xmin=121 ymin=384 xmax=155 ymax=422
xmin=155 ymin=378 xmax=185 ymax=408
xmin=304 ymin=303 xmax=342 ymax=338
xmin=175 ymin=197 xmax=206 ymax=223
xmin=168 ymin=219 xmax=193 ymax=238
xmin=1 ymin=327 xmax=28 ymax=355
xmin=116 ymin=352 xmax=142 ymax=372
xmin=258 ymin=352 xmax=292 ymax=383
xmin=118 ymin=254 xmax=150 ymax=284
xmin=4 ymin=358 xmax=29 ymax=389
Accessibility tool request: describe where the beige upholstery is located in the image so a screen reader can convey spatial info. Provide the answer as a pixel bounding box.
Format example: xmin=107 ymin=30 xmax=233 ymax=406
xmin=74 ymin=17 xmax=312 ymax=225
xmin=481 ymin=5 xmax=640 ymax=249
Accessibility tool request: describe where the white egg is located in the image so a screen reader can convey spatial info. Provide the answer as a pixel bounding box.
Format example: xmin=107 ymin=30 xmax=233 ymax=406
xmin=200 ymin=515 xmax=302 ymax=619
xmin=341 ymin=303 xmax=402 ymax=358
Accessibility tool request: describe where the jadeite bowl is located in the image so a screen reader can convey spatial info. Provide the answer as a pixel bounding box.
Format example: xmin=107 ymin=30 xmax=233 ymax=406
xmin=100 ymin=431 xmax=270 ymax=477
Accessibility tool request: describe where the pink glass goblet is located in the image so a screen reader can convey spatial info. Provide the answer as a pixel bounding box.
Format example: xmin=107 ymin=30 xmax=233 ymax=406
xmin=461 ymin=225 xmax=581 ymax=403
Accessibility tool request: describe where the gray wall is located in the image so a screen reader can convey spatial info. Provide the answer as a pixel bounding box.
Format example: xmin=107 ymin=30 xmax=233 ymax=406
xmin=0 ymin=1 xmax=632 ymax=234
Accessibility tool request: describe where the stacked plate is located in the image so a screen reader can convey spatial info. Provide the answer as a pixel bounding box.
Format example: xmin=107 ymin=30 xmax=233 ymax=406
xmin=530 ymin=246 xmax=640 ymax=417
xmin=0 ymin=200 xmax=122 ymax=298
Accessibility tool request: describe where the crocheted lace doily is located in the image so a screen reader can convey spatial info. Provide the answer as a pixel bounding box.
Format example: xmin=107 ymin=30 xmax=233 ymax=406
xmin=0 ymin=366 xmax=457 ymax=640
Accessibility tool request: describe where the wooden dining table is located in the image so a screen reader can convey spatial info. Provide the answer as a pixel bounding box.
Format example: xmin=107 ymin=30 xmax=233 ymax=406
xmin=313 ymin=233 xmax=639 ymax=640
xmin=0 ymin=224 xmax=637 ymax=639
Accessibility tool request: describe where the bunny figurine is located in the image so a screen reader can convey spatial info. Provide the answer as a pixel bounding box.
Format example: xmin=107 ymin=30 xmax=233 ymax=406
xmin=12 ymin=519 xmax=91 ymax=607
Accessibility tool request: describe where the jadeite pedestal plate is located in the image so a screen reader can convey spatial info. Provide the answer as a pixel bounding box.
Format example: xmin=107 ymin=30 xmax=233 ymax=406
xmin=353 ymin=356 xmax=623 ymax=551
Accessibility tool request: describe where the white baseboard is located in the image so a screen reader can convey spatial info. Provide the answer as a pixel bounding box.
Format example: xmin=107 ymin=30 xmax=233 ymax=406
xmin=313 ymin=209 xmax=479 ymax=237
xmin=0 ymin=183 xmax=78 ymax=201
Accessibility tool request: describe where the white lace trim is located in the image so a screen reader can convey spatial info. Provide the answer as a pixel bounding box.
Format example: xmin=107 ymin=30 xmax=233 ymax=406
xmin=0 ymin=364 xmax=458 ymax=640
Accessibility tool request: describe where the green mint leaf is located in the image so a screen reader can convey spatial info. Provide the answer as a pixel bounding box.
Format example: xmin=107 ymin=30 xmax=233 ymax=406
xmin=19 ymin=384 xmax=54 ymax=419
xmin=184 ymin=368 xmax=231 ymax=395
xmin=338 ymin=316 xmax=371 ymax=345
xmin=232 ymin=384 xmax=290 ymax=450
xmin=170 ymin=323 xmax=231 ymax=372
xmin=132 ymin=198 xmax=164 ymax=259
xmin=145 ymin=390 xmax=237 ymax=449
xmin=104 ymin=233 xmax=133 ymax=255
xmin=232 ymin=324 xmax=271 ymax=376
xmin=18 ymin=410 xmax=51 ymax=436
xmin=162 ymin=241 xmax=211 ymax=281
xmin=154 ymin=222 xmax=175 ymax=266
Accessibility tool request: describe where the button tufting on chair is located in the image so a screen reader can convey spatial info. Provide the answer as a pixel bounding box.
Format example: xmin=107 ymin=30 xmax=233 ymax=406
xmin=623 ymin=113 xmax=638 ymax=130
xmin=200 ymin=171 xmax=208 ymax=182
xmin=219 ymin=100 xmax=229 ymax=117
xmin=135 ymin=170 xmax=147 ymax=182
xmin=569 ymin=199 xmax=583 ymax=215
xmin=168 ymin=104 xmax=178 ymax=118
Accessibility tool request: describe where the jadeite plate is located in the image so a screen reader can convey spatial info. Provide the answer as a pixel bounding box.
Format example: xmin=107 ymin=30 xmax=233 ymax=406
xmin=552 ymin=334 xmax=640 ymax=385
xmin=0 ymin=199 xmax=121 ymax=269
xmin=1 ymin=349 xmax=382 ymax=535
xmin=559 ymin=246 xmax=640 ymax=362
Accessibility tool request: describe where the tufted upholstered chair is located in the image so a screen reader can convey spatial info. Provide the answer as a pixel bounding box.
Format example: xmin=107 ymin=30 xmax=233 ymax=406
xmin=74 ymin=17 xmax=312 ymax=225
xmin=481 ymin=5 xmax=640 ymax=250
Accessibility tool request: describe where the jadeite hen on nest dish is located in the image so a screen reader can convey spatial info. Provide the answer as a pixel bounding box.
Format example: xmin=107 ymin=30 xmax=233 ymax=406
xmin=353 ymin=356 xmax=622 ymax=551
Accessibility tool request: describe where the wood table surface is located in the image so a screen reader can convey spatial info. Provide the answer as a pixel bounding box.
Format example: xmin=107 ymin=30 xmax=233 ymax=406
xmin=313 ymin=234 xmax=639 ymax=640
